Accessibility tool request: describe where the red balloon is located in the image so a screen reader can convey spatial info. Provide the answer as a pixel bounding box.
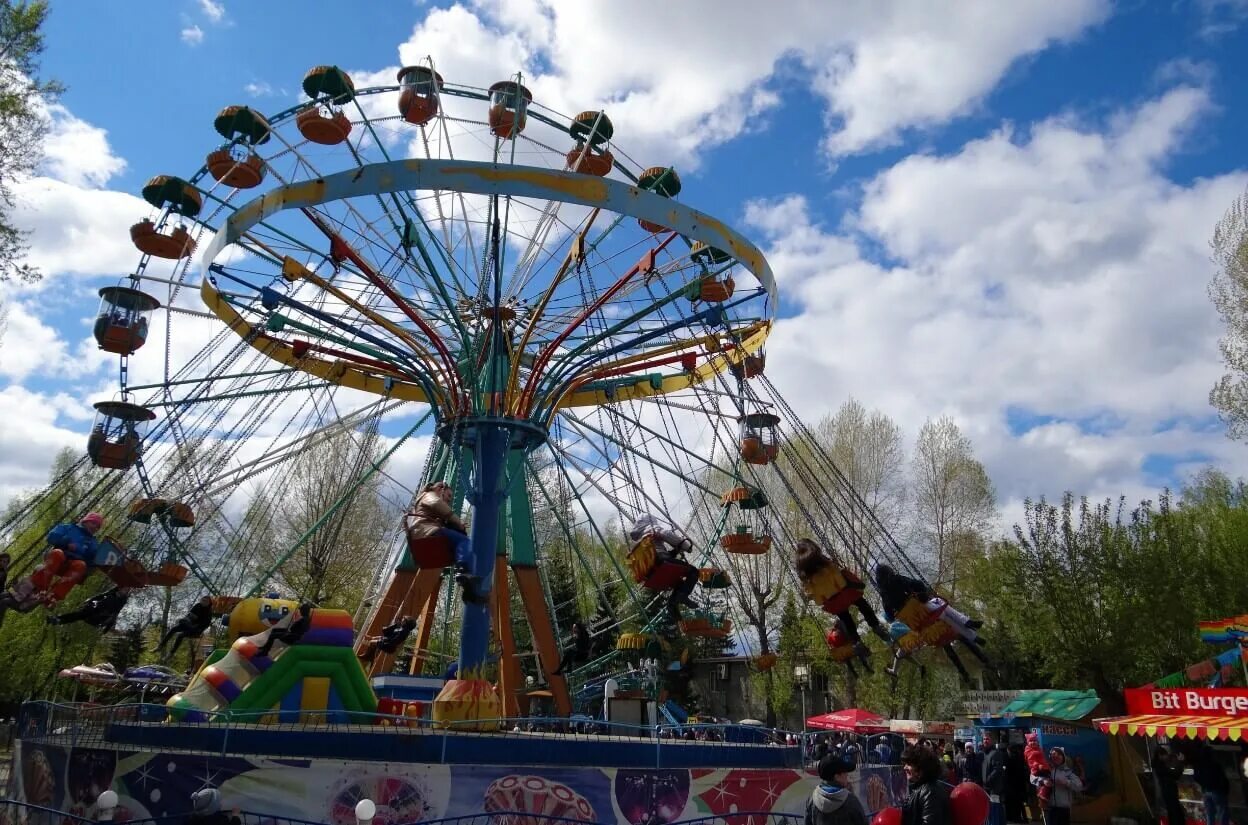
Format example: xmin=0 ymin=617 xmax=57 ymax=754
xmin=950 ymin=782 xmax=991 ymax=825
xmin=871 ymin=807 xmax=903 ymax=825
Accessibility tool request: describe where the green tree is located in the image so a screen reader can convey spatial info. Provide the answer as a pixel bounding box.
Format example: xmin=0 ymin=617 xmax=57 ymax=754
xmin=250 ymin=427 xmax=397 ymax=609
xmin=1 ymin=0 xmax=61 ymax=284
xmin=1210 ymin=185 xmax=1248 ymax=437
xmin=969 ymin=488 xmax=1248 ymax=713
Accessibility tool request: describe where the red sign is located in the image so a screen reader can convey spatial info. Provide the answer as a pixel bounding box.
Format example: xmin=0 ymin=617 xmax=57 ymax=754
xmin=1125 ymin=688 xmax=1248 ymax=717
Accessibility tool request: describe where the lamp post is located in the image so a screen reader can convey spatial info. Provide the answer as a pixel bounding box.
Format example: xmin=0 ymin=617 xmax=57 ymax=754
xmin=794 ymin=664 xmax=810 ymax=735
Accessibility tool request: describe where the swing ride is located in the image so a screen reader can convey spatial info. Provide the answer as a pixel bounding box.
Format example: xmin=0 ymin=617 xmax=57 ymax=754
xmin=2 ymin=60 xmax=989 ymax=812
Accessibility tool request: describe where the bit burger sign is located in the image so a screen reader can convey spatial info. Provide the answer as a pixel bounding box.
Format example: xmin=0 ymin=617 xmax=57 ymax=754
xmin=1125 ymin=687 xmax=1248 ymax=717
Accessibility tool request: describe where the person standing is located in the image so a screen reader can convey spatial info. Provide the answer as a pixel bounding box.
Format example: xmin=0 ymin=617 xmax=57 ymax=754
xmin=901 ymin=745 xmax=951 ymax=825
xmin=961 ymin=740 xmax=986 ymax=787
xmin=806 ymin=755 xmax=868 ymax=825
xmin=984 ymin=737 xmax=1009 ymax=825
xmin=1040 ymin=747 xmax=1084 ymax=825
xmin=1192 ymin=745 xmax=1229 ymax=825
xmin=1005 ymin=742 xmax=1030 ymax=824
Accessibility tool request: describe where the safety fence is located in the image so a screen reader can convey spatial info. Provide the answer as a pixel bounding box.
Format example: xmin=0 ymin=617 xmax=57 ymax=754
xmin=0 ymin=800 xmax=804 ymax=825
xmin=16 ymin=702 xmax=807 ymax=769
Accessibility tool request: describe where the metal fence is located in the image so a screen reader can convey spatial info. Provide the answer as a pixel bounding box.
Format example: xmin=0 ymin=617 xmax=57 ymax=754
xmin=14 ymin=702 xmax=807 ymax=769
xmin=0 ymin=801 xmax=802 ymax=825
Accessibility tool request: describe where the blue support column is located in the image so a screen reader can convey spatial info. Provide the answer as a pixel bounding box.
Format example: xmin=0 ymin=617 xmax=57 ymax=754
xmin=457 ymin=423 xmax=509 ymax=674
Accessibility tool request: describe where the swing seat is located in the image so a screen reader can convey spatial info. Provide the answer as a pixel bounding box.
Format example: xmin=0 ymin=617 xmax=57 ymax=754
xmin=643 ymin=560 xmax=692 ymax=591
xmin=146 ymin=562 xmax=188 ymax=587
xmin=101 ymin=557 xmax=148 ymax=588
xmin=402 ymin=516 xmax=455 ymax=570
xmin=405 ymin=535 xmax=453 ymax=570
xmin=820 ymin=589 xmax=863 ymax=616
xmin=897 ymin=596 xmax=941 ymax=631
xmin=625 ymin=535 xmax=658 ymax=584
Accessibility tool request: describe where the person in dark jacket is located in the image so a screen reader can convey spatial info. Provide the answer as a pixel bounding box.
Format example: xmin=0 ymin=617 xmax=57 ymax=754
xmin=807 ymin=755 xmax=868 ymax=825
xmin=960 ymin=741 xmax=986 ymax=787
xmin=983 ymin=737 xmax=1008 ymax=825
xmin=553 ymin=621 xmax=591 ymax=675
xmin=1193 ymin=744 xmax=1230 ymax=825
xmin=158 ymin=595 xmax=214 ymax=658
xmin=256 ymin=602 xmax=314 ymax=657
xmin=360 ymin=615 xmax=418 ymax=665
xmin=47 ymin=587 xmax=132 ymax=630
xmin=1152 ymin=745 xmax=1186 ymax=825
xmin=901 ymin=745 xmax=951 ymax=825
xmin=1005 ymin=743 xmax=1030 ymax=824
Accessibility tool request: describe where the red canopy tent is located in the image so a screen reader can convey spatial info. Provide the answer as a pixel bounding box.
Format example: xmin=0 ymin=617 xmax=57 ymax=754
xmin=806 ymin=708 xmax=888 ymax=733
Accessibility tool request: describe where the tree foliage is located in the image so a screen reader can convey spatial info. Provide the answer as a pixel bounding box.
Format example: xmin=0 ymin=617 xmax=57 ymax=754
xmin=0 ymin=0 xmax=60 ymax=284
xmin=966 ymin=472 xmax=1248 ymax=712
xmin=249 ymin=427 xmax=397 ymax=608
xmin=911 ymin=416 xmax=996 ymax=591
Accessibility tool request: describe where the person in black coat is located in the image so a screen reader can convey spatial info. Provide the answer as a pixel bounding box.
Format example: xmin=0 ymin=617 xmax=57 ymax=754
xmin=901 ymin=745 xmax=951 ymax=825
xmin=360 ymin=616 xmax=418 ymax=665
xmin=1005 ymin=743 xmax=1030 ymax=823
xmin=158 ymin=596 xmax=214 ymax=657
xmin=1152 ymin=745 xmax=1186 ymax=825
xmin=256 ymin=602 xmax=315 ymax=657
xmin=983 ymin=738 xmax=1009 ymax=825
xmin=553 ymin=621 xmax=590 ymax=675
xmin=47 ymin=587 xmax=132 ymax=630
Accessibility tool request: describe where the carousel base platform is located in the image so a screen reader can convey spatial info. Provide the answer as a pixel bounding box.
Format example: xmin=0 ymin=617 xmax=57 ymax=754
xmin=3 ymin=729 xmax=890 ymax=825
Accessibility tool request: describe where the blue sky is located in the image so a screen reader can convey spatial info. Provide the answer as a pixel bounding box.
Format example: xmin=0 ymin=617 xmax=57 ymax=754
xmin=2 ymin=0 xmax=1248 ymax=524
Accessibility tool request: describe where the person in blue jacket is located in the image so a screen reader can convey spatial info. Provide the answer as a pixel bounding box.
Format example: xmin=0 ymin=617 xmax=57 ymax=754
xmin=0 ymin=513 xmax=104 ymax=612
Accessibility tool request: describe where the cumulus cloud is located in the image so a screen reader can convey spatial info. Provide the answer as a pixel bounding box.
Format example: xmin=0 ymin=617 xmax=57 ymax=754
xmin=39 ymin=104 xmax=126 ymax=188
xmin=746 ymin=85 xmax=1248 ymax=514
xmin=366 ymin=0 xmax=1110 ymax=167
xmin=180 ymin=25 xmax=204 ymax=46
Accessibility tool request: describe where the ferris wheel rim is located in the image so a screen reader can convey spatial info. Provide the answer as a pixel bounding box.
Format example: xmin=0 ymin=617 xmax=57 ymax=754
xmin=199 ymin=158 xmax=777 ymax=412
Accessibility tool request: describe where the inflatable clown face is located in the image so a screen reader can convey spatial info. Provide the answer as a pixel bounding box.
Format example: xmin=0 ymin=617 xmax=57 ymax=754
xmin=226 ymin=595 xmax=298 ymax=640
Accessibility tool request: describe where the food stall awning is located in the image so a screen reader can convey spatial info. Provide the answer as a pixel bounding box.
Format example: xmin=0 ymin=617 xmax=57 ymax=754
xmin=1095 ymin=713 xmax=1248 ymax=740
xmin=1000 ymin=689 xmax=1100 ymax=721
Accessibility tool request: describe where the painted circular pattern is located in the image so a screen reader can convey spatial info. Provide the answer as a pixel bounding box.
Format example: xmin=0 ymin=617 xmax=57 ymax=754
xmin=484 ymin=774 xmax=596 ymax=825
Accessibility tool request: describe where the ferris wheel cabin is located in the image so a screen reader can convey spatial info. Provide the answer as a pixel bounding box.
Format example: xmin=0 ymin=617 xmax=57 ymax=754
xmin=93 ymin=286 xmax=160 ymax=355
xmin=397 ymin=65 xmax=443 ymax=126
xmin=130 ymin=175 xmax=201 ymax=259
xmin=566 ymin=110 xmax=615 ymax=176
xmin=206 ymin=105 xmax=271 ymax=189
xmin=488 ymin=80 xmax=532 ymax=138
xmin=87 ymin=400 xmax=155 ymax=470
xmin=636 ymin=166 xmax=682 ymax=233
xmin=296 ymin=65 xmax=355 ymax=145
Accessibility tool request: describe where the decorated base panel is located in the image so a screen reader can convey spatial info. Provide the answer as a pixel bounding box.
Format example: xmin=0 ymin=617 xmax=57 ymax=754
xmin=5 ymin=739 xmax=909 ymax=824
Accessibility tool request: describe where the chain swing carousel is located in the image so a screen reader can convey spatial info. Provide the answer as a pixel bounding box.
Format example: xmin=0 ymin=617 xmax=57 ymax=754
xmin=1 ymin=56 xmax=994 ymax=825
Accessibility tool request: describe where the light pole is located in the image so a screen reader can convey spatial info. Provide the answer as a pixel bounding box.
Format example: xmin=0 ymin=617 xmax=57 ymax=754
xmin=794 ymin=664 xmax=810 ymax=735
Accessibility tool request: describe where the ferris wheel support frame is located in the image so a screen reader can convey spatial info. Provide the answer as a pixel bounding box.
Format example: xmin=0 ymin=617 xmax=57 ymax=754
xmin=198 ymin=158 xmax=776 ymax=724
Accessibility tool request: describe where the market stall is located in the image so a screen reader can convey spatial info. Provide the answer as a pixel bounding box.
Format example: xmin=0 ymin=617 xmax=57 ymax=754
xmin=1097 ymin=687 xmax=1248 ymax=825
xmin=975 ymin=689 xmax=1144 ymax=823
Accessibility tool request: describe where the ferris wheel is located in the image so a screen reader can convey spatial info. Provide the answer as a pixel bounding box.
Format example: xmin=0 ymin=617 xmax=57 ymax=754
xmin=1 ymin=60 xmax=979 ymax=723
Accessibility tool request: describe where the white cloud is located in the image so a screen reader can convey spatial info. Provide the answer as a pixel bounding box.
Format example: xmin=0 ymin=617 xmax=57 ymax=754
xmin=367 ymin=0 xmax=1110 ymax=167
xmin=10 ymin=177 xmax=155 ymax=279
xmin=746 ymin=85 xmax=1248 ymax=510
xmin=181 ymin=25 xmax=204 ymax=46
xmin=40 ymin=104 xmax=126 ymax=188
xmin=198 ymin=0 xmax=226 ymax=24
xmin=244 ymin=81 xmax=273 ymax=98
